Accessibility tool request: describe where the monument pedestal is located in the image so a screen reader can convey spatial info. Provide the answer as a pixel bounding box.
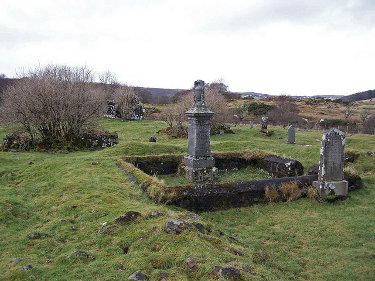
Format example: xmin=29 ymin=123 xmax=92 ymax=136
xmin=313 ymin=180 xmax=348 ymax=197
xmin=184 ymin=155 xmax=218 ymax=182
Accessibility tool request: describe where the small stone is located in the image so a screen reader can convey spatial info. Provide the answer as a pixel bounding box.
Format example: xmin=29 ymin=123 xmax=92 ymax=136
xmin=9 ymin=149 xmax=17 ymax=152
xmin=98 ymin=225 xmax=117 ymax=235
xmin=184 ymin=211 xmax=201 ymax=220
xmin=90 ymin=162 xmax=99 ymax=165
xmin=229 ymin=248 xmax=243 ymax=256
xmin=22 ymin=265 xmax=32 ymax=271
xmin=149 ymin=136 xmax=156 ymax=142
xmin=61 ymin=219 xmax=67 ymax=222
xmin=128 ymin=270 xmax=148 ymax=280
xmin=186 ymin=258 xmax=198 ymax=270
xmin=28 ymin=232 xmax=41 ymax=240
xmin=166 ymin=219 xmax=192 ymax=234
xmin=71 ymin=205 xmax=78 ymax=209
xmin=67 ymin=249 xmax=89 ymax=259
xmin=101 ymin=222 xmax=107 ymax=227
xmin=160 ymin=272 xmax=168 ymax=280
xmin=366 ymin=151 xmax=373 ymax=156
xmin=11 ymin=257 xmax=21 ymax=262
xmin=115 ymin=211 xmax=142 ymax=224
xmin=214 ymin=266 xmax=241 ymax=280
xmin=192 ymin=222 xmax=206 ymax=233
xmin=7 ymin=172 xmax=13 ymax=177
xmin=71 ymin=226 xmax=77 ymax=230
xmin=150 ymin=210 xmax=165 ymax=217
xmin=28 ymin=161 xmax=35 ymax=165
xmin=91 ymin=209 xmax=98 ymax=213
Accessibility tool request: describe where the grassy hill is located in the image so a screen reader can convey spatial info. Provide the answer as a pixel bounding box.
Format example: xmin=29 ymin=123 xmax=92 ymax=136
xmin=1 ymin=120 xmax=375 ymax=280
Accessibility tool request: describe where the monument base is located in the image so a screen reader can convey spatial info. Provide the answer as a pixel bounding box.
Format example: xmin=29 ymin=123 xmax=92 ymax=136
xmin=184 ymin=166 xmax=218 ymax=182
xmin=313 ymin=180 xmax=348 ymax=197
xmin=286 ymin=142 xmax=295 ymax=144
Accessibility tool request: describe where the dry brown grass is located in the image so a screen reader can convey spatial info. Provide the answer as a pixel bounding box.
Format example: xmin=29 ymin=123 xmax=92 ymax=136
xmin=307 ymin=186 xmax=319 ymax=199
xmin=265 ymin=186 xmax=280 ymax=203
xmin=279 ymin=182 xmax=302 ymax=202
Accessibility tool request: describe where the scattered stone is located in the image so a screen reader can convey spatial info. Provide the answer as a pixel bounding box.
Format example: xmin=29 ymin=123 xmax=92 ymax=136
xmin=366 ymin=151 xmax=373 ymax=156
xmin=128 ymin=270 xmax=148 ymax=280
xmin=28 ymin=161 xmax=35 ymax=165
xmin=149 ymin=136 xmax=157 ymax=142
xmin=11 ymin=257 xmax=21 ymax=263
xmin=67 ymin=249 xmax=89 ymax=259
xmin=101 ymin=222 xmax=107 ymax=227
xmin=9 ymin=149 xmax=17 ymax=152
xmin=160 ymin=272 xmax=168 ymax=280
xmin=90 ymin=162 xmax=99 ymax=165
xmin=120 ymin=245 xmax=129 ymax=254
xmin=261 ymin=116 xmax=268 ymax=130
xmin=71 ymin=226 xmax=77 ymax=230
xmin=192 ymin=222 xmax=206 ymax=233
xmin=229 ymin=248 xmax=243 ymax=256
xmin=7 ymin=172 xmax=13 ymax=177
xmin=250 ymin=121 xmax=254 ymax=129
xmin=98 ymin=225 xmax=117 ymax=235
xmin=71 ymin=205 xmax=78 ymax=209
xmin=214 ymin=266 xmax=241 ymax=280
xmin=61 ymin=219 xmax=67 ymax=222
xmin=91 ymin=209 xmax=98 ymax=213
xmin=184 ymin=211 xmax=201 ymax=220
xmin=28 ymin=232 xmax=41 ymax=240
xmin=115 ymin=211 xmax=142 ymax=224
xmin=22 ymin=265 xmax=32 ymax=271
xmin=150 ymin=210 xmax=165 ymax=217
xmin=166 ymin=219 xmax=192 ymax=234
xmin=186 ymin=257 xmax=198 ymax=270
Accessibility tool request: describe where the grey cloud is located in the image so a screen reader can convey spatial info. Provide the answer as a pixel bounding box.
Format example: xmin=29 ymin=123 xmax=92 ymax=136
xmin=0 ymin=26 xmax=49 ymax=48
xmin=208 ymin=0 xmax=375 ymax=31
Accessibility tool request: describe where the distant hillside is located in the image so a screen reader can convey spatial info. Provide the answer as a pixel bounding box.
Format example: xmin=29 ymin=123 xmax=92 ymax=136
xmin=341 ymin=89 xmax=375 ymax=102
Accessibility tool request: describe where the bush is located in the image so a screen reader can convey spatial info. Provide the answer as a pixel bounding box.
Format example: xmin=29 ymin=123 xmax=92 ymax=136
xmin=246 ymin=102 xmax=274 ymax=116
xmin=0 ymin=65 xmax=106 ymax=149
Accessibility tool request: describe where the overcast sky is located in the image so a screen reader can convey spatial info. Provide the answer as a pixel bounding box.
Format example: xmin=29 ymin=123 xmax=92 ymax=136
xmin=1 ymin=0 xmax=375 ymax=95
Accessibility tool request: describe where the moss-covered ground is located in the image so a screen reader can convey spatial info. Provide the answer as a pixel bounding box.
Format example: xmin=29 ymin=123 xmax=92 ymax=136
xmin=1 ymin=120 xmax=374 ymax=280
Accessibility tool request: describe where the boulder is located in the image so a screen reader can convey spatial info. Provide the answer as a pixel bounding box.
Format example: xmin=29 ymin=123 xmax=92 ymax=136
xmin=214 ymin=266 xmax=241 ymax=280
xmin=166 ymin=219 xmax=192 ymax=234
xmin=128 ymin=270 xmax=148 ymax=280
xmin=115 ymin=211 xmax=142 ymax=224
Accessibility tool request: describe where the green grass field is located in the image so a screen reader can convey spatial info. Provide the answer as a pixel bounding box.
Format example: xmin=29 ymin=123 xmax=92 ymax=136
xmin=1 ymin=120 xmax=375 ymax=280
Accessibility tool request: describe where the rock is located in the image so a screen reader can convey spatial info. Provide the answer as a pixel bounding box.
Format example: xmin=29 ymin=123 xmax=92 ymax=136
xmin=28 ymin=161 xmax=35 ymax=165
xmin=11 ymin=257 xmax=21 ymax=262
xmin=192 ymin=222 xmax=206 ymax=233
xmin=150 ymin=210 xmax=165 ymax=217
xmin=166 ymin=219 xmax=192 ymax=234
xmin=67 ymin=249 xmax=89 ymax=259
xmin=229 ymin=248 xmax=243 ymax=256
xmin=214 ymin=266 xmax=241 ymax=280
xmin=71 ymin=226 xmax=77 ymax=230
xmin=98 ymin=225 xmax=117 ymax=235
xmin=71 ymin=205 xmax=78 ymax=208
xmin=9 ymin=149 xmax=17 ymax=152
xmin=7 ymin=172 xmax=13 ymax=177
xmin=28 ymin=232 xmax=41 ymax=240
xmin=308 ymin=164 xmax=319 ymax=175
xmin=160 ymin=272 xmax=168 ymax=280
xmin=91 ymin=209 xmax=98 ymax=213
xmin=22 ymin=265 xmax=32 ymax=271
xmin=149 ymin=136 xmax=157 ymax=142
xmin=101 ymin=222 xmax=107 ymax=227
xmin=184 ymin=211 xmax=201 ymax=220
xmin=90 ymin=162 xmax=99 ymax=165
xmin=128 ymin=270 xmax=148 ymax=280
xmin=186 ymin=258 xmax=198 ymax=270
xmin=115 ymin=211 xmax=142 ymax=224
xmin=366 ymin=151 xmax=374 ymax=156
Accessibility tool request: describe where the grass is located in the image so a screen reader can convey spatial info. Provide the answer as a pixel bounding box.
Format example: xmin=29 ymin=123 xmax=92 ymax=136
xmin=158 ymin=166 xmax=271 ymax=187
xmin=1 ymin=119 xmax=375 ymax=280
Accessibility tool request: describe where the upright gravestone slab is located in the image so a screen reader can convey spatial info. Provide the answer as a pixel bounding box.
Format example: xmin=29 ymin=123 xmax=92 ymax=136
xmin=250 ymin=121 xmax=254 ymax=129
xmin=184 ymin=80 xmax=218 ymax=182
xmin=286 ymin=125 xmax=295 ymax=144
xmin=261 ymin=117 xmax=268 ymax=130
xmin=313 ymin=128 xmax=348 ymax=197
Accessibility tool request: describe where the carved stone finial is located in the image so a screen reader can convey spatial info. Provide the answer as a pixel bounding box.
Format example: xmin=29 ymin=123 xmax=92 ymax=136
xmin=193 ymin=80 xmax=205 ymax=107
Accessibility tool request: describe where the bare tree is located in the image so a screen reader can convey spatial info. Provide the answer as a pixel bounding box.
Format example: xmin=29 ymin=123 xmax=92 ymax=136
xmin=0 ymin=65 xmax=106 ymax=146
xmin=360 ymin=108 xmax=371 ymax=123
xmin=98 ymin=70 xmax=119 ymax=99
xmin=113 ymin=86 xmax=142 ymax=120
xmin=343 ymin=103 xmax=354 ymax=121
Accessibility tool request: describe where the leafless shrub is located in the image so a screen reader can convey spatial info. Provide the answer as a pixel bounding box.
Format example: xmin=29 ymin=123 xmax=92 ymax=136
xmin=279 ymin=182 xmax=302 ymax=202
xmin=363 ymin=114 xmax=375 ymax=134
xmin=0 ymin=65 xmax=106 ymax=147
xmin=113 ymin=86 xmax=142 ymax=120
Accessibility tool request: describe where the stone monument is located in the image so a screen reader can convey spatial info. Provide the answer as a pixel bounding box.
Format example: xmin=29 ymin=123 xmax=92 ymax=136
xmin=250 ymin=121 xmax=254 ymax=129
xmin=261 ymin=117 xmax=268 ymax=130
xmin=184 ymin=80 xmax=218 ymax=182
xmin=313 ymin=128 xmax=348 ymax=197
xmin=286 ymin=125 xmax=295 ymax=144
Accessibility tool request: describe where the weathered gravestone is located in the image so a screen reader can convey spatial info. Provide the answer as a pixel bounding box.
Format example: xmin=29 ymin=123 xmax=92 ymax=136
xmin=286 ymin=125 xmax=295 ymax=144
xmin=250 ymin=121 xmax=254 ymax=129
xmin=313 ymin=128 xmax=348 ymax=197
xmin=261 ymin=117 xmax=268 ymax=130
xmin=184 ymin=80 xmax=218 ymax=182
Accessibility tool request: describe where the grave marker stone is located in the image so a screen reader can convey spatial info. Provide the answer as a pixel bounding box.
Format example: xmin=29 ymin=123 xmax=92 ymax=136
xmin=261 ymin=117 xmax=268 ymax=129
xmin=313 ymin=128 xmax=348 ymax=197
xmin=184 ymin=80 xmax=218 ymax=182
xmin=286 ymin=125 xmax=295 ymax=144
xmin=250 ymin=121 xmax=254 ymax=129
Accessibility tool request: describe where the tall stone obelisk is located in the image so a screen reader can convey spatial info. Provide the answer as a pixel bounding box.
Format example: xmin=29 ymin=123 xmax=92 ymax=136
xmin=184 ymin=80 xmax=218 ymax=182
